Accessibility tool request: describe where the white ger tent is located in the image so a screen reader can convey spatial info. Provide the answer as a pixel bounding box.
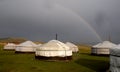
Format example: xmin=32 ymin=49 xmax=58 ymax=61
xmin=37 ymin=44 xmax=42 ymax=46
xmin=15 ymin=41 xmax=37 ymax=53
xmin=91 ymin=43 xmax=101 ymax=54
xmin=66 ymin=42 xmax=79 ymax=53
xmin=110 ymin=44 xmax=120 ymax=72
xmin=91 ymin=41 xmax=116 ymax=55
xmin=35 ymin=40 xmax=72 ymax=60
xmin=4 ymin=43 xmax=16 ymax=50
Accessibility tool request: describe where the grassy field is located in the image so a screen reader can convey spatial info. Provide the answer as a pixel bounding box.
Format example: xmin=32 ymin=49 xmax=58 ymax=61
xmin=0 ymin=45 xmax=109 ymax=72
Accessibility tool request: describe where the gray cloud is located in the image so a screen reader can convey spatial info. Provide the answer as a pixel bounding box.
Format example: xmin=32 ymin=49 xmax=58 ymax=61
xmin=0 ymin=0 xmax=120 ymax=44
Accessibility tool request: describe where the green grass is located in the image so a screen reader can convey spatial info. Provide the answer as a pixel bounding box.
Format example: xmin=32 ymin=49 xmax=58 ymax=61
xmin=0 ymin=45 xmax=109 ymax=72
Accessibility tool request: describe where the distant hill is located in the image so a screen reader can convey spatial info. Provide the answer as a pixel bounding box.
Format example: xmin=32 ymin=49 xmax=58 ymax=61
xmin=0 ymin=37 xmax=27 ymax=44
xmin=77 ymin=44 xmax=91 ymax=54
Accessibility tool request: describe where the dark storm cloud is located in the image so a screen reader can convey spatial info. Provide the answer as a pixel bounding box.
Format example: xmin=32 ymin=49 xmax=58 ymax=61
xmin=0 ymin=0 xmax=120 ymax=44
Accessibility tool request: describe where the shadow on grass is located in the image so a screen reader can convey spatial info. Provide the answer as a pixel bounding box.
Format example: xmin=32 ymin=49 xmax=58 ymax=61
xmin=0 ymin=51 xmax=15 ymax=55
xmin=30 ymin=66 xmax=44 ymax=72
xmin=80 ymin=53 xmax=110 ymax=58
xmin=75 ymin=58 xmax=109 ymax=72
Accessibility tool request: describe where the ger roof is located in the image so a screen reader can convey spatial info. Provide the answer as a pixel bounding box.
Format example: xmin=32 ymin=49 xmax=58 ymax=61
xmin=5 ymin=43 xmax=16 ymax=46
xmin=93 ymin=41 xmax=116 ymax=48
xmin=66 ymin=42 xmax=78 ymax=48
xmin=18 ymin=41 xmax=37 ymax=47
xmin=37 ymin=40 xmax=71 ymax=51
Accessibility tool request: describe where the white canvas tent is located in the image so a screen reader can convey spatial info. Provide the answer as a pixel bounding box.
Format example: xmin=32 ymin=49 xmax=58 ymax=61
xmin=35 ymin=40 xmax=72 ymax=60
xmin=110 ymin=44 xmax=120 ymax=72
xmin=66 ymin=42 xmax=79 ymax=53
xmin=15 ymin=41 xmax=37 ymax=53
xmin=4 ymin=43 xmax=16 ymax=50
xmin=91 ymin=43 xmax=101 ymax=54
xmin=92 ymin=43 xmax=102 ymax=48
xmin=37 ymin=44 xmax=42 ymax=46
xmin=91 ymin=41 xmax=116 ymax=55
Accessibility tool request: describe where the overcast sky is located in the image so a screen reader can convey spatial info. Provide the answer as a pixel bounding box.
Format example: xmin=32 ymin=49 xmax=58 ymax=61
xmin=0 ymin=0 xmax=120 ymax=44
